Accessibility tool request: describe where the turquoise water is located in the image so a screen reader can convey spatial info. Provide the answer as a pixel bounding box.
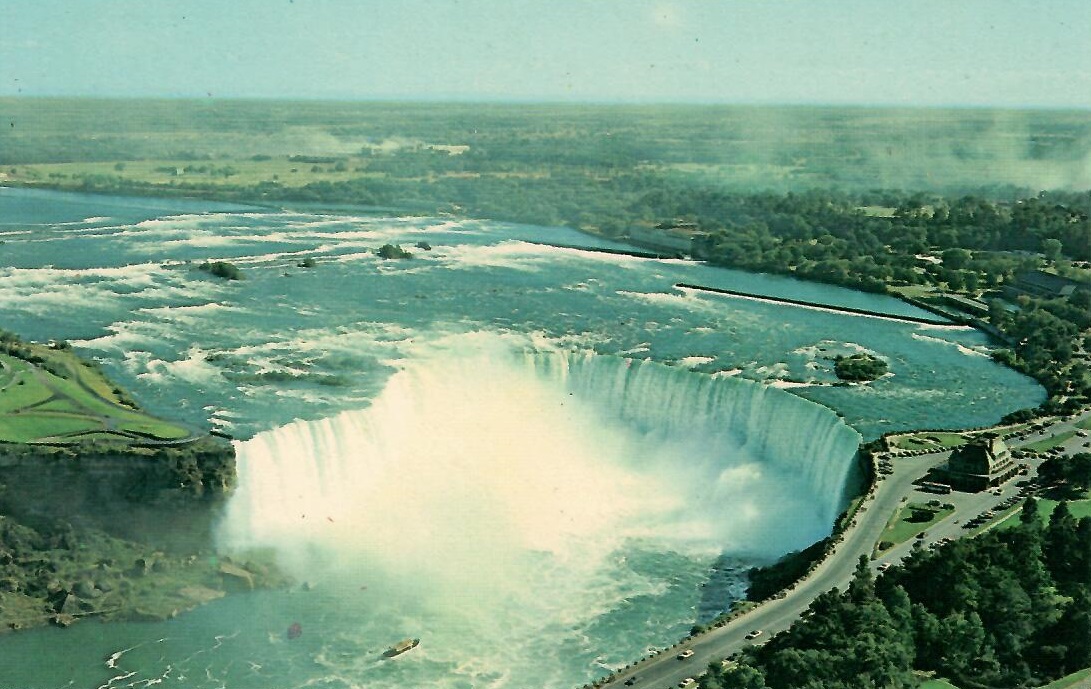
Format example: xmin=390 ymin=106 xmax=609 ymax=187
xmin=0 ymin=188 xmax=1044 ymax=688
xmin=0 ymin=189 xmax=1041 ymax=440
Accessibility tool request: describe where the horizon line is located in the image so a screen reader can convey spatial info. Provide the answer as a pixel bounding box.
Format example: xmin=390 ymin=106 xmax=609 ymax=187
xmin=1 ymin=92 xmax=1089 ymax=113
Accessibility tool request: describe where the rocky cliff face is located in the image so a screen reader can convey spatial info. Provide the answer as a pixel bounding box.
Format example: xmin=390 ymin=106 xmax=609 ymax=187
xmin=0 ymin=437 xmax=235 ymax=521
xmin=0 ymin=437 xmax=282 ymax=633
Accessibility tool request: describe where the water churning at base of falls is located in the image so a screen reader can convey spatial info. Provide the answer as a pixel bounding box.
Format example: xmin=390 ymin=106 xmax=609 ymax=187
xmin=215 ymin=333 xmax=860 ymax=688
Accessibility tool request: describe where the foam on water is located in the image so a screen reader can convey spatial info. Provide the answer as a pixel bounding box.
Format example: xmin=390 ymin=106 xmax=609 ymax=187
xmin=215 ymin=333 xmax=859 ymax=687
xmin=0 ymin=190 xmax=1048 ymax=689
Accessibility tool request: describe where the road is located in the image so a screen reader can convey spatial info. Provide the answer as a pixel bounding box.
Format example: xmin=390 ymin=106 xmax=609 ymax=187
xmin=604 ymin=409 xmax=1091 ymax=689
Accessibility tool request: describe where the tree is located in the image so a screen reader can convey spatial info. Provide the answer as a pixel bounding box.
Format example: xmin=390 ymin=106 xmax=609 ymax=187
xmin=706 ymin=662 xmax=768 ymax=688
xmin=848 ymin=555 xmax=876 ymax=604
xmin=942 ymin=248 xmax=972 ymax=270
xmin=1020 ymin=497 xmax=1040 ymax=526
xmin=1045 ymin=502 xmax=1081 ymax=590
xmin=1039 ymin=454 xmax=1091 ymax=495
xmin=1059 ymin=588 xmax=1091 ymax=671
xmin=1042 ymin=237 xmax=1063 ymax=264
xmin=988 ymin=299 xmax=1010 ymax=328
xmin=1068 ymin=453 xmax=1091 ymax=492
xmin=939 ymin=611 xmax=995 ymax=683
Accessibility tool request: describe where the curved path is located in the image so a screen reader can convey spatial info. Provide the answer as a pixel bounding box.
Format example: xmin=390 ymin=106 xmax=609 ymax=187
xmin=605 ymin=410 xmax=1091 ymax=689
xmin=605 ymin=445 xmax=950 ymax=689
xmin=14 ymin=358 xmax=199 ymax=445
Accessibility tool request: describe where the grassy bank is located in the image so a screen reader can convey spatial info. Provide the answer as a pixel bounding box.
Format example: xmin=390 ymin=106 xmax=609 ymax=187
xmin=0 ymin=331 xmax=267 ymax=632
xmin=0 ymin=337 xmax=191 ymax=445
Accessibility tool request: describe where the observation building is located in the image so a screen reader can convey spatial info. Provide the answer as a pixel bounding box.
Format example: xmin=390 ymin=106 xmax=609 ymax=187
xmin=934 ymin=433 xmax=1019 ymax=492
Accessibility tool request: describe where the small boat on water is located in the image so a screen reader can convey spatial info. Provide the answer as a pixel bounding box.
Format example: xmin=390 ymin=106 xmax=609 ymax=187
xmin=383 ymin=638 xmax=420 ymax=658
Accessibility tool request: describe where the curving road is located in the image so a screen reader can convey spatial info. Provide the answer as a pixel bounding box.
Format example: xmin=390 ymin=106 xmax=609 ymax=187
xmin=603 ymin=410 xmax=1091 ymax=689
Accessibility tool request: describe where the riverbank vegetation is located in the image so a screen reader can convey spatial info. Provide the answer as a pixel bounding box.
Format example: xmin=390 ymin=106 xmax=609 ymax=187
xmin=704 ymin=500 xmax=1091 ymax=689
xmin=0 ymin=514 xmax=284 ymax=631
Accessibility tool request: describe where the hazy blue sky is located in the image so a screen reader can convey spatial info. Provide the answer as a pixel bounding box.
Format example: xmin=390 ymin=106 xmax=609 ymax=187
xmin=2 ymin=0 xmax=1089 ymax=107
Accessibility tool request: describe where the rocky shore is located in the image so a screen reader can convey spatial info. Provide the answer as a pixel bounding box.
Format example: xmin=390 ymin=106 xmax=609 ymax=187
xmin=0 ymin=438 xmax=286 ymax=632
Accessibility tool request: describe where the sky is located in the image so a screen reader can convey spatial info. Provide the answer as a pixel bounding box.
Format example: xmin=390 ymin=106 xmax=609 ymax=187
xmin=1 ymin=0 xmax=1089 ymax=107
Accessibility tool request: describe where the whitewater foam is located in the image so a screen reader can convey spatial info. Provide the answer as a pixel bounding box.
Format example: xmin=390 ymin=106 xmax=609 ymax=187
xmin=216 ymin=334 xmax=859 ymax=686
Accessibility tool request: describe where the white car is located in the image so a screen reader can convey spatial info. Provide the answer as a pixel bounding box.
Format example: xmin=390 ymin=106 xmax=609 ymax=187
xmin=677 ymin=649 xmax=694 ymax=660
xmin=744 ymin=629 xmax=763 ymax=640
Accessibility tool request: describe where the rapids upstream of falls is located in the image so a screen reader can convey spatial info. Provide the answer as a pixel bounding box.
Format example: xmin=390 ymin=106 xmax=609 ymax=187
xmin=0 ymin=188 xmax=1045 ymax=688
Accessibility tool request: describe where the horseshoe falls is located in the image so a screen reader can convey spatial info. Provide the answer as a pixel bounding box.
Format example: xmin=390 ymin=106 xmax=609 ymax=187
xmin=0 ymin=189 xmax=1045 ymax=689
xmin=216 ymin=337 xmax=860 ymax=688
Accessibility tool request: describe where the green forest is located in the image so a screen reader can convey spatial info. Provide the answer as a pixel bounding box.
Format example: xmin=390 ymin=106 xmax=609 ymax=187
xmin=704 ymin=499 xmax=1091 ymax=689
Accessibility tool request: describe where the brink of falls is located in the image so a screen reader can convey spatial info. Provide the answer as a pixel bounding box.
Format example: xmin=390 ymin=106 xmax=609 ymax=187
xmin=216 ymin=335 xmax=861 ymax=687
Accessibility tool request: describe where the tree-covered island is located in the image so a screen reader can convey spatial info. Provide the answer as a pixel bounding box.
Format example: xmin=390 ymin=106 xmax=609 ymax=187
xmin=833 ymin=354 xmax=889 ymax=382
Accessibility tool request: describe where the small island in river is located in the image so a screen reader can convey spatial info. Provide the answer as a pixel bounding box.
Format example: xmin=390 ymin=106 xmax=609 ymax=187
xmin=833 ymin=353 xmax=889 ymax=382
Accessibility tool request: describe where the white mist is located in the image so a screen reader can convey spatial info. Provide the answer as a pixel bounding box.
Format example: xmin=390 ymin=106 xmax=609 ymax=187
xmin=216 ymin=332 xmax=860 ymax=687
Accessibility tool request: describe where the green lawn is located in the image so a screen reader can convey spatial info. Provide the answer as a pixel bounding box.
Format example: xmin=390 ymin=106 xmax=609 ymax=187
xmin=0 ymin=414 xmax=103 ymax=443
xmin=74 ymin=360 xmax=127 ymax=404
xmin=0 ymin=359 xmax=17 ymax=387
xmin=120 ymin=419 xmax=191 ymax=440
xmin=0 ymin=357 xmax=53 ymax=411
xmin=1076 ymin=416 xmax=1091 ymax=431
xmin=891 ymin=432 xmax=967 ymax=452
xmin=1023 ymin=431 xmax=1078 ymax=453
xmin=1039 ymin=668 xmax=1091 ymax=688
xmin=33 ymin=398 xmax=83 ymax=414
xmin=0 ymin=379 xmax=53 ymax=412
xmin=998 ymin=497 xmax=1091 ymax=530
xmin=0 ymin=345 xmax=191 ymax=444
xmin=877 ymin=502 xmax=955 ymax=552
xmin=888 ymin=285 xmax=938 ymax=300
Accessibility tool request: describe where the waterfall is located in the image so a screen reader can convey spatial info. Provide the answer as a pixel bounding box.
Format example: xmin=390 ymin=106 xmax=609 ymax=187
xmin=524 ymin=349 xmax=861 ymax=524
xmin=213 ymin=334 xmax=862 ymax=686
xmin=219 ymin=335 xmax=860 ymax=575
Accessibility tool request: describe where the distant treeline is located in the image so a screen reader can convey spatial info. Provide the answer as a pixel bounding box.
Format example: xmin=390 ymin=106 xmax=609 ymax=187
xmin=4 ymin=100 xmax=1089 ymax=194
